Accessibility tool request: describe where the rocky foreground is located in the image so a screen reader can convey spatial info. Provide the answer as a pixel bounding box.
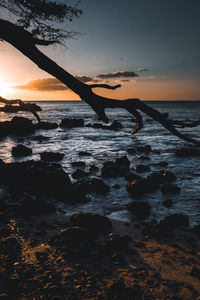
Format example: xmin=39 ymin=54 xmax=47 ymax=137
xmin=1 ymin=195 xmax=200 ymax=299
xmin=0 ymin=116 xmax=200 ymax=299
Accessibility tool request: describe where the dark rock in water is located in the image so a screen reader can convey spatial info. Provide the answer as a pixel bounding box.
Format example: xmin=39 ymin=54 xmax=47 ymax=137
xmin=162 ymin=199 xmax=173 ymax=208
xmin=32 ymin=135 xmax=50 ymax=142
xmin=125 ymin=172 xmax=142 ymax=181
xmin=115 ymin=155 xmax=130 ymax=167
xmin=138 ymin=155 xmax=150 ymax=160
xmin=90 ymin=178 xmax=110 ymax=194
xmin=60 ymin=118 xmax=84 ymax=128
xmin=89 ymin=164 xmax=99 ymax=172
xmin=175 ymin=148 xmax=200 ymax=157
xmin=71 ymin=161 xmax=86 ymax=167
xmin=161 ymin=183 xmax=180 ymax=194
xmin=127 ymin=177 xmax=159 ymax=197
xmin=35 ymin=122 xmax=58 ymax=130
xmin=0 ymin=160 xmax=71 ymax=200
xmin=72 ymin=179 xmax=91 ymax=194
xmin=135 ymin=164 xmax=150 ymax=172
xmin=72 ymin=169 xmax=89 ymax=179
xmin=158 ymin=161 xmax=168 ymax=167
xmin=158 ymin=214 xmax=189 ymax=231
xmin=63 ymin=187 xmax=90 ymax=203
xmin=127 ymin=201 xmax=151 ymax=218
xmin=137 ymin=145 xmax=152 ymax=153
xmin=101 ymin=161 xmax=117 ymax=178
xmin=127 ymin=147 xmax=136 ymax=154
xmin=191 ymin=225 xmax=200 ymax=236
xmin=86 ymin=120 xmax=122 ymax=131
xmin=161 ymin=170 xmax=176 ymax=183
xmin=112 ymin=184 xmax=120 ymax=189
xmin=109 ymin=120 xmax=123 ymax=130
xmin=101 ymin=156 xmax=130 ymax=177
xmin=78 ymin=151 xmax=91 ymax=156
xmin=70 ymin=212 xmax=112 ymax=235
xmin=0 ymin=117 xmax=35 ymax=137
xmin=11 ymin=144 xmax=32 ymax=157
xmin=40 ymin=151 xmax=64 ymax=161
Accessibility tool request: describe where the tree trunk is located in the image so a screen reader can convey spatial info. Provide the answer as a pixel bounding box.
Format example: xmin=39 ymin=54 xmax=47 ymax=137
xmin=0 ymin=19 xmax=199 ymax=146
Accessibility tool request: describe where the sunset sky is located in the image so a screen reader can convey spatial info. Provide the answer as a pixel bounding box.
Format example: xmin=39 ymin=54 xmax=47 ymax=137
xmin=0 ymin=0 xmax=200 ymax=101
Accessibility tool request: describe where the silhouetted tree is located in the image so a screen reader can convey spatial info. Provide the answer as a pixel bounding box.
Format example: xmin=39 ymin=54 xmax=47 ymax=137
xmin=0 ymin=0 xmax=199 ymax=145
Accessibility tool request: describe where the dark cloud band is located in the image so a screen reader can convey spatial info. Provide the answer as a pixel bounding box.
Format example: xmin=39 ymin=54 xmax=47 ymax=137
xmin=97 ymin=71 xmax=138 ymax=79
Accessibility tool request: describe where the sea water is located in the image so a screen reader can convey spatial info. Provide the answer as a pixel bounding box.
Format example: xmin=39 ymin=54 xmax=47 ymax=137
xmin=0 ymin=101 xmax=200 ymax=226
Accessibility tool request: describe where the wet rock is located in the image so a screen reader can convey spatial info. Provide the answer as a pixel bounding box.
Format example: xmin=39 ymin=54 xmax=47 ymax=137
xmin=158 ymin=214 xmax=189 ymax=231
xmin=191 ymin=225 xmax=200 ymax=236
xmin=89 ymin=164 xmax=99 ymax=172
xmin=127 ymin=176 xmax=160 ymax=196
xmin=161 ymin=183 xmax=180 ymax=194
xmin=125 ymin=172 xmax=142 ymax=181
xmin=161 ymin=170 xmax=176 ymax=182
xmin=72 ymin=179 xmax=91 ymax=194
xmin=90 ymin=178 xmax=110 ymax=194
xmin=35 ymin=122 xmax=58 ymax=130
xmin=101 ymin=156 xmax=130 ymax=177
xmin=138 ymin=155 xmax=150 ymax=160
xmin=64 ymin=187 xmax=90 ymax=204
xmin=0 ymin=117 xmax=35 ymax=137
xmin=70 ymin=212 xmax=112 ymax=235
xmin=162 ymin=199 xmax=173 ymax=208
xmin=112 ymin=184 xmax=120 ymax=189
xmin=71 ymin=161 xmax=86 ymax=167
xmin=127 ymin=147 xmax=136 ymax=154
xmin=60 ymin=118 xmax=84 ymax=128
xmin=78 ymin=151 xmax=91 ymax=156
xmin=40 ymin=151 xmax=64 ymax=161
xmin=135 ymin=164 xmax=150 ymax=172
xmin=86 ymin=120 xmax=122 ymax=131
xmin=176 ymin=148 xmax=200 ymax=157
xmin=11 ymin=144 xmax=33 ymax=157
xmin=158 ymin=161 xmax=168 ymax=167
xmin=72 ymin=169 xmax=89 ymax=179
xmin=101 ymin=161 xmax=117 ymax=177
xmin=0 ymin=160 xmax=71 ymax=200
xmin=127 ymin=201 xmax=151 ymax=218
xmin=137 ymin=145 xmax=152 ymax=153
xmin=32 ymin=135 xmax=50 ymax=142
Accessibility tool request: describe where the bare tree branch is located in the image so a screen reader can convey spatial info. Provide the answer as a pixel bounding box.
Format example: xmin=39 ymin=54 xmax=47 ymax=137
xmin=0 ymin=20 xmax=199 ymax=146
xmin=89 ymin=84 xmax=121 ymax=90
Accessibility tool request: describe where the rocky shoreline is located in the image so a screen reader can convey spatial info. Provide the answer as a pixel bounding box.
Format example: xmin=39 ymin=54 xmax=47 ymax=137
xmin=0 ymin=116 xmax=200 ymax=299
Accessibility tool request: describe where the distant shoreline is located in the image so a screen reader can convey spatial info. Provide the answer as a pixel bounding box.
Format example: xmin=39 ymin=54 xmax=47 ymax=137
xmin=25 ymin=99 xmax=200 ymax=103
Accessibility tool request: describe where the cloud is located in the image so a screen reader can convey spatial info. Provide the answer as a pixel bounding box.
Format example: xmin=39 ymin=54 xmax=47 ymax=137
xmin=15 ymin=76 xmax=93 ymax=91
xmin=97 ymin=71 xmax=138 ymax=79
xmin=120 ymin=79 xmax=130 ymax=82
xmin=137 ymin=68 xmax=149 ymax=72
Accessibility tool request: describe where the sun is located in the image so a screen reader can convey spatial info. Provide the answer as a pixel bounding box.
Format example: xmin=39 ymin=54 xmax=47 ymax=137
xmin=0 ymin=78 xmax=13 ymax=98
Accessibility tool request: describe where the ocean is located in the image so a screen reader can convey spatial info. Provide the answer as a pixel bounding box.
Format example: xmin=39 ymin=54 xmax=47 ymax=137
xmin=0 ymin=100 xmax=200 ymax=226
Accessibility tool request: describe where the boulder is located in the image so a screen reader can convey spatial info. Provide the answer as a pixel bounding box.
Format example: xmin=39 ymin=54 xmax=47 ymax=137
xmin=70 ymin=212 xmax=112 ymax=235
xmin=90 ymin=178 xmax=110 ymax=194
xmin=101 ymin=156 xmax=130 ymax=178
xmin=137 ymin=145 xmax=152 ymax=153
xmin=0 ymin=160 xmax=71 ymax=200
xmin=0 ymin=117 xmax=35 ymax=137
xmin=40 ymin=151 xmax=64 ymax=161
xmin=60 ymin=118 xmax=84 ymax=128
xmin=11 ymin=144 xmax=32 ymax=157
xmin=158 ymin=214 xmax=189 ymax=231
xmin=35 ymin=122 xmax=58 ymax=130
xmin=127 ymin=201 xmax=151 ymax=217
xmin=71 ymin=161 xmax=86 ymax=167
xmin=135 ymin=164 xmax=150 ymax=172
xmin=127 ymin=177 xmax=160 ymax=196
xmin=101 ymin=161 xmax=117 ymax=178
xmin=162 ymin=199 xmax=173 ymax=208
xmin=72 ymin=169 xmax=89 ymax=179
xmin=100 ymin=233 xmax=131 ymax=252
xmin=161 ymin=183 xmax=180 ymax=194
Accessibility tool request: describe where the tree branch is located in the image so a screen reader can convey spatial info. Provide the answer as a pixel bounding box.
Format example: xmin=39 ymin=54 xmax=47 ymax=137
xmin=89 ymin=83 xmax=121 ymax=90
xmin=1 ymin=19 xmax=199 ymax=146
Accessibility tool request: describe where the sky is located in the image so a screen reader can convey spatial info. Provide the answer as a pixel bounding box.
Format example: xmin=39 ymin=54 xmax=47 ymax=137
xmin=0 ymin=0 xmax=200 ymax=101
